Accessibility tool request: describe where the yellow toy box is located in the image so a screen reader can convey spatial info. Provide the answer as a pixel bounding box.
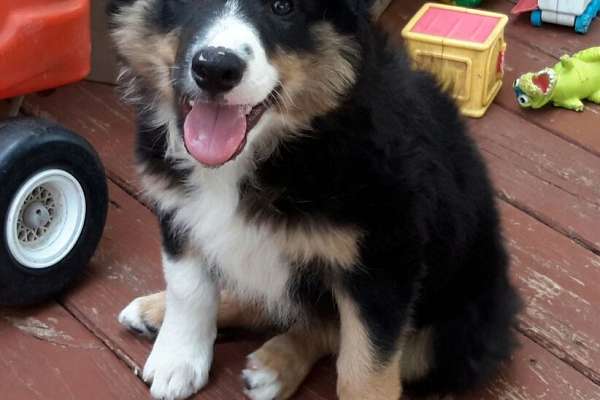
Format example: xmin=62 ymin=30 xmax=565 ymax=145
xmin=402 ymin=3 xmax=508 ymax=118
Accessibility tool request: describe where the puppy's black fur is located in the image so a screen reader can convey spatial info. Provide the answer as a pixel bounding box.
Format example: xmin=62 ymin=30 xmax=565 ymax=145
xmin=252 ymin=35 xmax=520 ymax=394
xmin=109 ymin=0 xmax=521 ymax=397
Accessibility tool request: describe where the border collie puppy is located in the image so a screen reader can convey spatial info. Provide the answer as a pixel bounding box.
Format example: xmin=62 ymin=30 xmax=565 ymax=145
xmin=108 ymin=1 xmax=521 ymax=399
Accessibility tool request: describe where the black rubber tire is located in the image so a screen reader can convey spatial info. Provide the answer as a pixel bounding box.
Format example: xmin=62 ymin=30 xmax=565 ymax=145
xmin=0 ymin=118 xmax=108 ymax=305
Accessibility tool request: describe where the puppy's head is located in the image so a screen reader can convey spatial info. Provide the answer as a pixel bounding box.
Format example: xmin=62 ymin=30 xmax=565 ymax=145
xmin=110 ymin=0 xmax=378 ymax=167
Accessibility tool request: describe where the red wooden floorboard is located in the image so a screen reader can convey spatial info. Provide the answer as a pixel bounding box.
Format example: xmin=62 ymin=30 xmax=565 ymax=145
xmin=469 ymin=106 xmax=600 ymax=253
xmin=465 ymin=336 xmax=600 ymax=400
xmin=7 ymin=0 xmax=600 ymax=398
xmin=0 ymin=303 xmax=149 ymax=400
xmin=500 ymin=202 xmax=600 ymax=383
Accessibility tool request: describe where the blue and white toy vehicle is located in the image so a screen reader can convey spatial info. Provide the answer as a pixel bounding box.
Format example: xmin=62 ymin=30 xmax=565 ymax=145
xmin=513 ymin=0 xmax=600 ymax=34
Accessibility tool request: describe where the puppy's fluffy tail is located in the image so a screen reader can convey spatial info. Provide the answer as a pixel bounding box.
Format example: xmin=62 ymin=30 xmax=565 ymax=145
xmin=405 ymin=276 xmax=522 ymax=397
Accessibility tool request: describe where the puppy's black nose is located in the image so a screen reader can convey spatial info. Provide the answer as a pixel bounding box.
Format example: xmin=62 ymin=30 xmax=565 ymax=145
xmin=192 ymin=47 xmax=246 ymax=96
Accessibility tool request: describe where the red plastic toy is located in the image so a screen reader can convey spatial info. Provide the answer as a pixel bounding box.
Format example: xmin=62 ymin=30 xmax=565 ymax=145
xmin=0 ymin=0 xmax=91 ymax=99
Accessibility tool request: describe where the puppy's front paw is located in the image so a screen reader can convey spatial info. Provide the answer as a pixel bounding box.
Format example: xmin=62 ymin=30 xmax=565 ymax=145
xmin=143 ymin=339 xmax=212 ymax=400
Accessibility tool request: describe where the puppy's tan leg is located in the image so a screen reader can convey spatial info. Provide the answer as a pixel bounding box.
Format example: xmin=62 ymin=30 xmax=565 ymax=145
xmin=242 ymin=322 xmax=338 ymax=400
xmin=335 ymin=292 xmax=403 ymax=400
xmin=118 ymin=289 xmax=265 ymax=336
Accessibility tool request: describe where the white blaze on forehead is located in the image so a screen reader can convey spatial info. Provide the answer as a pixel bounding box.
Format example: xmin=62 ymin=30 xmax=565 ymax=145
xmin=202 ymin=1 xmax=254 ymax=52
xmin=188 ymin=0 xmax=279 ymax=106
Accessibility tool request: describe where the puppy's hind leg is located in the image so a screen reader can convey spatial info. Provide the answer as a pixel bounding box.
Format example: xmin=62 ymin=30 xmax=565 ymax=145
xmin=242 ymin=320 xmax=338 ymax=400
xmin=335 ymin=290 xmax=404 ymax=400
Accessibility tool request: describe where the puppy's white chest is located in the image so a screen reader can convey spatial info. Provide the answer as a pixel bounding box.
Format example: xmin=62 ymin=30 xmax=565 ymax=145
xmin=166 ymin=166 xmax=293 ymax=315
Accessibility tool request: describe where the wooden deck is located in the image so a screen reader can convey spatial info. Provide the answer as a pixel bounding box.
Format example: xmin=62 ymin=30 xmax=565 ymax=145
xmin=2 ymin=0 xmax=600 ymax=398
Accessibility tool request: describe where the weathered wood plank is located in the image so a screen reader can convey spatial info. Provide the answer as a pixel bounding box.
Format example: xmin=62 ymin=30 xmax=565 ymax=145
xmin=468 ymin=106 xmax=600 ymax=253
xmin=501 ymin=201 xmax=600 ymax=384
xmin=0 ymin=303 xmax=149 ymax=400
xmin=469 ymin=106 xmax=600 ymax=207
xmin=465 ymin=335 xmax=600 ymax=400
xmin=486 ymin=152 xmax=600 ymax=252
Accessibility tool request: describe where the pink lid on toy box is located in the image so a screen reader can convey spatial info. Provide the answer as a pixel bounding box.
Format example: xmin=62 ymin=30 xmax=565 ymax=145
xmin=411 ymin=6 xmax=501 ymax=44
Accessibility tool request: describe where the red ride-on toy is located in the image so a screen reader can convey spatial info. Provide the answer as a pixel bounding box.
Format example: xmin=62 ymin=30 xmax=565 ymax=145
xmin=0 ymin=0 xmax=108 ymax=305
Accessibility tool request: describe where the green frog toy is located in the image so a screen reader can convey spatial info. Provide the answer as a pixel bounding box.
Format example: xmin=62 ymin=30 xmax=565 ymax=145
xmin=513 ymin=47 xmax=600 ymax=112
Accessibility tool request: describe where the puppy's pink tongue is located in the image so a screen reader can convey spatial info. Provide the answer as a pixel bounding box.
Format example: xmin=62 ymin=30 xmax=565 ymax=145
xmin=183 ymin=102 xmax=247 ymax=166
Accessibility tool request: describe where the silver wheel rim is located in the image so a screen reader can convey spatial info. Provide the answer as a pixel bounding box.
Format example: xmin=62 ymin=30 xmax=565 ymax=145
xmin=5 ymin=169 xmax=86 ymax=269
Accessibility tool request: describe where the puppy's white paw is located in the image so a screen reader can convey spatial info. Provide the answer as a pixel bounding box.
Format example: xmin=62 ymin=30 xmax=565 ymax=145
xmin=242 ymin=354 xmax=283 ymax=400
xmin=143 ymin=338 xmax=212 ymax=400
xmin=118 ymin=297 xmax=158 ymax=337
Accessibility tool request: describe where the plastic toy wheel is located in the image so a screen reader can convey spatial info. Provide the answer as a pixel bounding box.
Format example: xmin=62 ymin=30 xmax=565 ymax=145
xmin=0 ymin=118 xmax=108 ymax=305
xmin=575 ymin=14 xmax=591 ymax=33
xmin=531 ymin=10 xmax=543 ymax=27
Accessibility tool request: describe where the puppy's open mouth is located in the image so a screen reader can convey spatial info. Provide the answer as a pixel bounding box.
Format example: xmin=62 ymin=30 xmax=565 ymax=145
xmin=181 ymin=98 xmax=270 ymax=167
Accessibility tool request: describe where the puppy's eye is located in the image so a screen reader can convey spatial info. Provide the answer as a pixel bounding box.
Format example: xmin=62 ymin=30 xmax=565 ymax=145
xmin=272 ymin=0 xmax=294 ymax=16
